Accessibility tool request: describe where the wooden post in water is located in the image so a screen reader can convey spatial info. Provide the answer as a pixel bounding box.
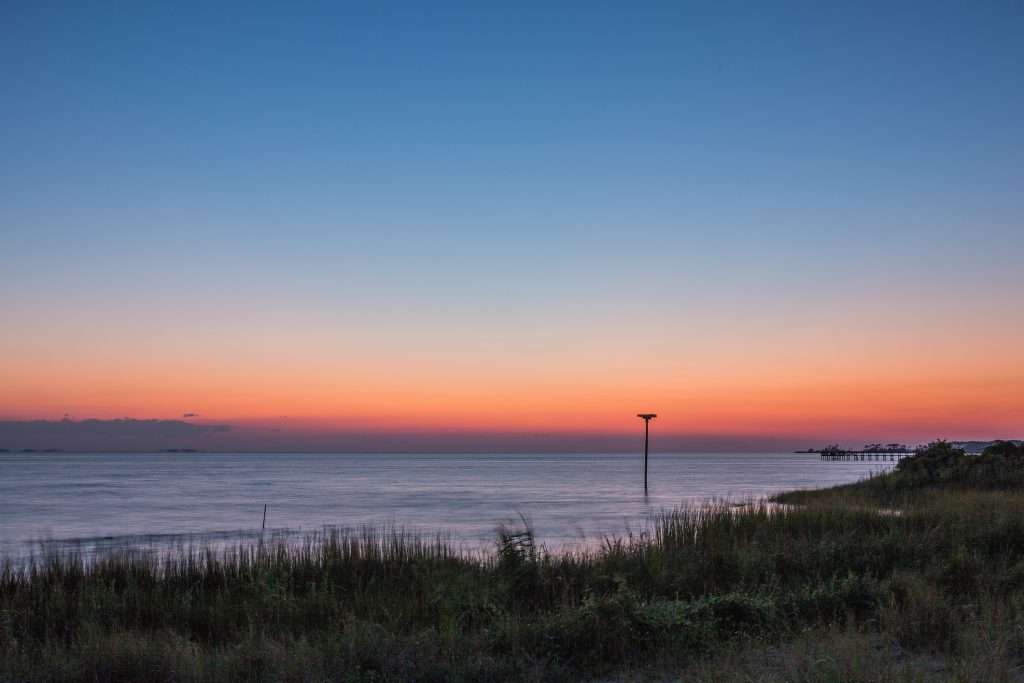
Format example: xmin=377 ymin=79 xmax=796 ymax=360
xmin=637 ymin=414 xmax=657 ymax=493
xmin=262 ymin=504 xmax=267 ymax=530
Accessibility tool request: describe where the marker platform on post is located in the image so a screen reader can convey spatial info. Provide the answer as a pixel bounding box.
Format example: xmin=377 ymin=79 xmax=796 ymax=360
xmin=637 ymin=413 xmax=657 ymax=493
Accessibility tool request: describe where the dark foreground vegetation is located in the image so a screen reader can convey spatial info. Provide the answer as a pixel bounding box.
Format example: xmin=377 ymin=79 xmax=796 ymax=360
xmin=3 ymin=441 xmax=1024 ymax=682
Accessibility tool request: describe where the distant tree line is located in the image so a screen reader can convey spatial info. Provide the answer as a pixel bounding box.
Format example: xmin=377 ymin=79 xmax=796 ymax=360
xmin=816 ymin=443 xmax=911 ymax=456
xmin=862 ymin=443 xmax=910 ymax=453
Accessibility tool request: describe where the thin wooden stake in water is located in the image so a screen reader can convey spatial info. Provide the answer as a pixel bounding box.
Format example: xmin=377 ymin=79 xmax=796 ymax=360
xmin=637 ymin=413 xmax=657 ymax=493
xmin=262 ymin=504 xmax=267 ymax=530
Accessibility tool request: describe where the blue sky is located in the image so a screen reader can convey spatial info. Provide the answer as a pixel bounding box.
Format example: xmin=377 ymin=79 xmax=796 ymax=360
xmin=1 ymin=1 xmax=1022 ymax=446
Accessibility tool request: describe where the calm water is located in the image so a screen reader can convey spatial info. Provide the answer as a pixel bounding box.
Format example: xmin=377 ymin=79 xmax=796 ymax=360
xmin=0 ymin=452 xmax=891 ymax=558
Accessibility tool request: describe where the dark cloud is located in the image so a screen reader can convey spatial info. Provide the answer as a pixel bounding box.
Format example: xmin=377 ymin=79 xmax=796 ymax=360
xmin=0 ymin=419 xmax=810 ymax=453
xmin=204 ymin=429 xmax=809 ymax=453
xmin=0 ymin=419 xmax=231 ymax=451
xmin=182 ymin=412 xmax=200 ymax=418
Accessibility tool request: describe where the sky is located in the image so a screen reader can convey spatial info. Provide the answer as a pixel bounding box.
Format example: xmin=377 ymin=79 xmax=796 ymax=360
xmin=1 ymin=1 xmax=1022 ymax=451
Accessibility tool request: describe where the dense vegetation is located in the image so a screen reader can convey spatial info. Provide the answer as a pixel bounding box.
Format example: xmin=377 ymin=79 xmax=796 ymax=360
xmin=3 ymin=441 xmax=1024 ymax=681
xmin=778 ymin=439 xmax=1024 ymax=508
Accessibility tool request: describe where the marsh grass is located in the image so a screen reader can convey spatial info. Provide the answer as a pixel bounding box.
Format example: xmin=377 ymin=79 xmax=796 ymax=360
xmin=5 ymin=448 xmax=1024 ymax=681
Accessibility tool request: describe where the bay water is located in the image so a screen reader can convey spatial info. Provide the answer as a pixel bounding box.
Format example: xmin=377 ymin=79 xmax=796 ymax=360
xmin=0 ymin=452 xmax=891 ymax=559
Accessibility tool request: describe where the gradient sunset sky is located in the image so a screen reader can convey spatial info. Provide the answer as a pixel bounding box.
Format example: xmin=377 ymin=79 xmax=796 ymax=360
xmin=1 ymin=2 xmax=1022 ymax=450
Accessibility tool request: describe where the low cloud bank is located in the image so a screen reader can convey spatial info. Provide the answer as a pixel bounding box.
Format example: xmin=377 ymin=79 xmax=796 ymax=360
xmin=0 ymin=419 xmax=231 ymax=451
xmin=0 ymin=418 xmax=807 ymax=453
xmin=157 ymin=428 xmax=806 ymax=453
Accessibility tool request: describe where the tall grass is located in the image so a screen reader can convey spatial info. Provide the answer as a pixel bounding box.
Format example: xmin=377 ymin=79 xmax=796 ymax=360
xmin=4 ymin=479 xmax=1024 ymax=679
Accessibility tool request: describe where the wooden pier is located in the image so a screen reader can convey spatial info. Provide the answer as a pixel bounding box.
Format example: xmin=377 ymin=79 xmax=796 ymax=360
xmin=818 ymin=450 xmax=912 ymax=462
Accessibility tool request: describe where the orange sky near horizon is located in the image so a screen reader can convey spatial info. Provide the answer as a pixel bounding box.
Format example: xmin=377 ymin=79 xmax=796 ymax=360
xmin=3 ymin=316 xmax=1021 ymax=443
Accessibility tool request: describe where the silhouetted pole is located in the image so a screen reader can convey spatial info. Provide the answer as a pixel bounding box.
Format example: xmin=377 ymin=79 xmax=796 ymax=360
xmin=637 ymin=413 xmax=657 ymax=492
